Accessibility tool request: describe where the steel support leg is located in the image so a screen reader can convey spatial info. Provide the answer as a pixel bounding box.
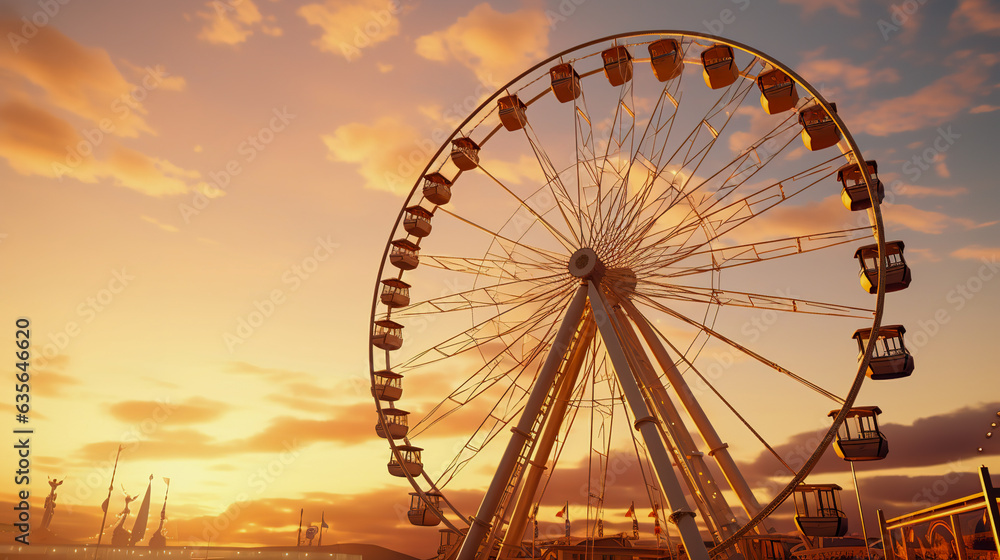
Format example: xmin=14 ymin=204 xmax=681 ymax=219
xmin=588 ymin=282 xmax=710 ymax=560
xmin=455 ymin=282 xmax=590 ymax=560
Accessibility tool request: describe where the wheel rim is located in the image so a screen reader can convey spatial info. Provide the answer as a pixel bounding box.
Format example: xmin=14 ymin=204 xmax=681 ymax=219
xmin=367 ymin=30 xmax=892 ymax=558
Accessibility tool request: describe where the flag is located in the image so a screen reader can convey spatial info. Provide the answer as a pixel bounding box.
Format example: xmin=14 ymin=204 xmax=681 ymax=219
xmin=625 ymin=502 xmax=635 ymax=518
xmin=632 ymin=517 xmax=639 ymax=539
xmin=597 ymin=519 xmax=603 ymax=538
xmin=101 ymin=496 xmax=110 ymax=514
xmin=321 ymin=512 xmax=329 ymax=529
xmin=555 ymin=502 xmax=566 ymax=518
xmin=128 ymin=475 xmax=154 ymax=546
xmin=649 ymin=503 xmax=659 ymax=518
xmin=532 ymin=504 xmax=538 ymax=539
xmin=654 ymin=518 xmax=662 ymax=535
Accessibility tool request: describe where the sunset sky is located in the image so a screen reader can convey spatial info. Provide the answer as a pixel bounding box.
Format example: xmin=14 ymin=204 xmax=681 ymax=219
xmin=1 ymin=0 xmax=1000 ymax=556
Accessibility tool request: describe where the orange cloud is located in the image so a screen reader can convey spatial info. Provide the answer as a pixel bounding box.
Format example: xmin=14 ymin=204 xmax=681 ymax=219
xmin=722 ymin=195 xmax=848 ymax=244
xmin=851 ymin=55 xmax=995 ymax=136
xmin=415 ymin=2 xmax=550 ymax=86
xmin=895 ymin=183 xmax=968 ymax=198
xmin=883 ymin=202 xmax=997 ymax=234
xmin=321 ymin=115 xmax=431 ymax=194
xmin=950 ymin=0 xmax=1000 ymax=36
xmin=108 ymin=397 xmax=231 ymax=425
xmin=0 ymin=100 xmax=205 ymax=195
xmin=0 ymin=18 xmax=173 ymax=138
xmin=970 ymin=104 xmax=1000 ymax=114
xmin=30 ymin=355 xmax=80 ymax=397
xmin=951 ymin=245 xmax=1000 ymax=261
xmin=298 ymin=0 xmax=402 ymax=60
xmin=196 ymin=0 xmax=282 ymax=46
xmin=778 ymin=0 xmax=860 ymax=18
xmin=797 ymin=55 xmax=901 ymax=94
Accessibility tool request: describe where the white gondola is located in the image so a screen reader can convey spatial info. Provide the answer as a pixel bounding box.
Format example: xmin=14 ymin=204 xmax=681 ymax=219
xmin=372 ymin=319 xmax=403 ymax=351
xmin=648 ymin=38 xmax=683 ymax=82
xmin=798 ymin=103 xmax=840 ymax=151
xmin=450 ymin=137 xmax=480 ymax=170
xmin=852 ymin=325 xmax=915 ymax=380
xmin=408 ymin=491 xmax=443 ymax=527
xmin=380 ymin=278 xmax=411 ymax=308
xmin=855 ymin=241 xmax=911 ymax=294
xmin=829 ymin=406 xmax=889 ymax=461
xmin=602 ymin=45 xmax=633 ymax=86
xmin=793 ymin=484 xmax=848 ymax=538
xmin=374 ymin=407 xmax=408 ymax=439
xmin=422 ymin=172 xmax=452 ymax=205
xmin=390 ymin=239 xmax=419 ymax=271
xmin=372 ymin=370 xmax=403 ymax=402
xmin=388 ymin=445 xmax=423 ymax=477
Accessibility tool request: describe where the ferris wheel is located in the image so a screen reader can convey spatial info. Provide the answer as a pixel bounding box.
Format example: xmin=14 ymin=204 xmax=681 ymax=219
xmin=368 ymin=31 xmax=915 ymax=560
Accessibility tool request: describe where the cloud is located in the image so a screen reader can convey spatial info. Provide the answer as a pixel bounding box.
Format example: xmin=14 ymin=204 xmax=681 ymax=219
xmin=0 ymin=20 xmax=205 ymax=197
xmin=415 ymin=2 xmax=550 ymax=86
xmin=851 ymin=55 xmax=996 ymax=136
xmin=0 ymin=99 xmax=204 ymax=196
xmin=722 ymin=195 xmax=848 ymax=244
xmin=950 ymin=0 xmax=1000 ymax=36
xmin=951 ymin=245 xmax=1000 ymax=261
xmin=321 ymin=115 xmax=428 ymax=194
xmin=0 ymin=19 xmax=170 ymax=138
xmin=742 ymin=401 xmax=1000 ymax=482
xmin=778 ymin=0 xmax=860 ymax=18
xmin=227 ymin=361 xmax=316 ymax=382
xmin=298 ymin=0 xmax=401 ymax=60
xmin=905 ymin=247 xmax=941 ymax=263
xmin=75 ymin=399 xmax=384 ymax=464
xmin=107 ymin=397 xmax=231 ymax=425
xmin=895 ymin=184 xmax=968 ymax=198
xmin=883 ymin=202 xmax=997 ymax=234
xmin=970 ymin=104 xmax=1000 ymax=114
xmin=141 ymin=214 xmax=180 ymax=233
xmin=797 ymin=54 xmax=901 ymax=95
xmin=29 ymin=355 xmax=79 ymax=397
xmin=197 ymin=0 xmax=282 ymax=46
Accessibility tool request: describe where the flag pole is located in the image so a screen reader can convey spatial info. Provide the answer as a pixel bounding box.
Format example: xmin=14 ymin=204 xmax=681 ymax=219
xmin=297 ymin=508 xmax=304 ymax=547
xmin=319 ymin=511 xmax=327 ymax=547
xmin=94 ymin=444 xmax=124 ymax=560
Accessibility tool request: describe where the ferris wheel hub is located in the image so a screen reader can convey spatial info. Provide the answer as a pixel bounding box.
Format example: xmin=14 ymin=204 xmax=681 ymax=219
xmin=568 ymin=248 xmax=606 ymax=280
